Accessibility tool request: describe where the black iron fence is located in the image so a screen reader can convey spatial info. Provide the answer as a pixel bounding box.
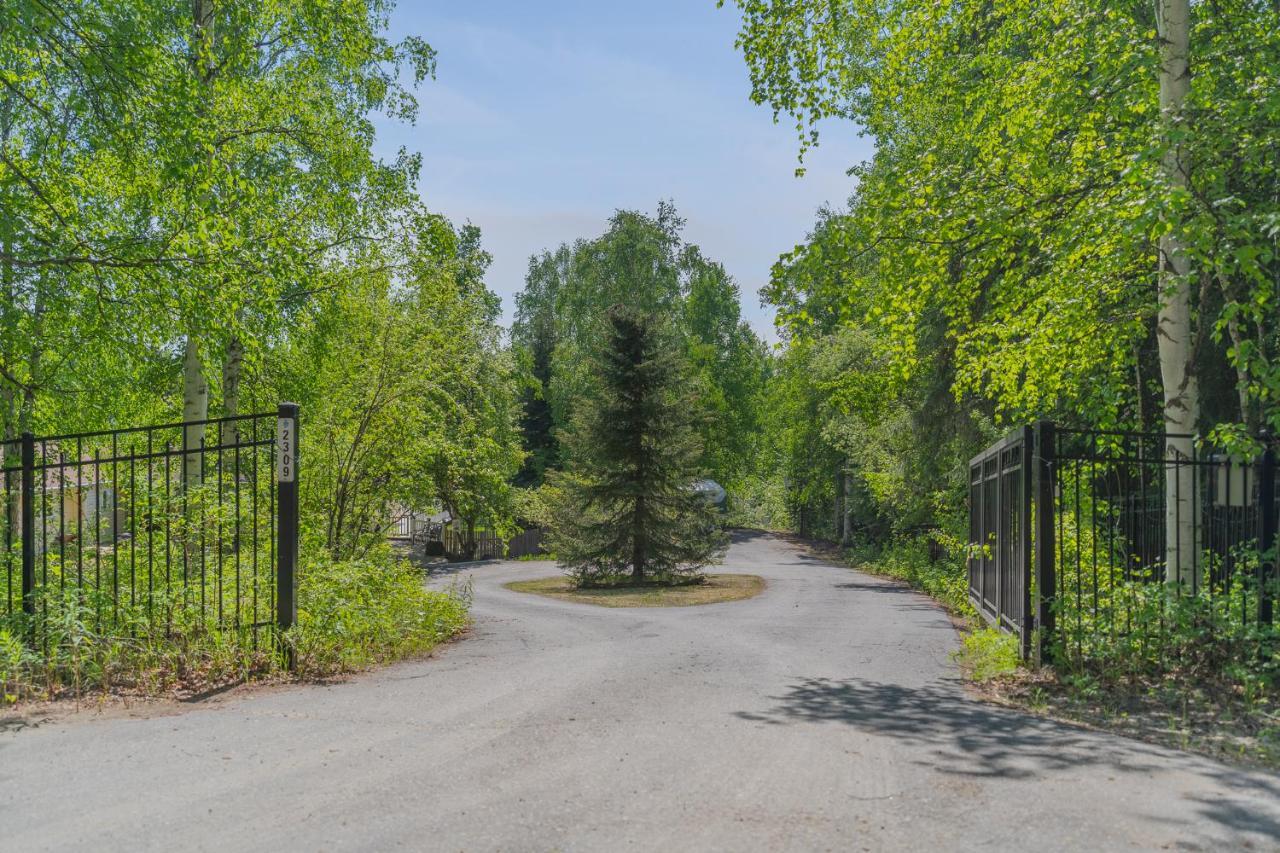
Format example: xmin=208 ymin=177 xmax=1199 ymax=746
xmin=968 ymin=427 xmax=1033 ymax=656
xmin=969 ymin=422 xmax=1278 ymax=662
xmin=1 ymin=405 xmax=299 ymax=649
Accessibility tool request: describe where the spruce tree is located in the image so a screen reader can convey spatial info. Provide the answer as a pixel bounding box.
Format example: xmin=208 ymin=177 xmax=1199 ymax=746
xmin=550 ymin=305 xmax=727 ymax=586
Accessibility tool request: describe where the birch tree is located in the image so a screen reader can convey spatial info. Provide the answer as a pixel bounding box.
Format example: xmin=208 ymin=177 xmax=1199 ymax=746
xmin=1155 ymin=0 xmax=1199 ymax=587
xmin=1 ymin=0 xmax=434 ymax=441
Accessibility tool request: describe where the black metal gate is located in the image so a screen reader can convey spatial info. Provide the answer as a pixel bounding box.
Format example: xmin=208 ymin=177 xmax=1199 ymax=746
xmin=970 ymin=422 xmax=1278 ymax=662
xmin=1 ymin=405 xmax=299 ymax=648
xmin=968 ymin=426 xmax=1033 ymax=657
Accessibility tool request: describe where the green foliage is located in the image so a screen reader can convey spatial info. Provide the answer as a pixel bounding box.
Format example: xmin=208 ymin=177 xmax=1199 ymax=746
xmin=290 ymin=549 xmax=471 ymax=674
xmin=0 ymin=583 xmax=278 ymax=704
xmin=725 ymin=0 xmax=1280 ymax=433
xmin=512 ymin=204 xmax=770 ymax=493
xmin=265 ymin=213 xmax=522 ymax=561
xmin=549 ymin=306 xmax=728 ymax=587
xmin=0 ymin=1 xmax=502 ymax=698
xmin=848 ymin=535 xmax=972 ymax=615
xmin=956 ymin=628 xmax=1022 ymax=682
xmin=0 ymin=628 xmax=28 ymax=704
xmin=0 ymin=0 xmax=434 ymax=437
xmin=721 ymin=3 xmax=1280 ymax=719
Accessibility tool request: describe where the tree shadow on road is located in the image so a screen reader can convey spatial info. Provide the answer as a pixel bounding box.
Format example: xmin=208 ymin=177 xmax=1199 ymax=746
xmin=736 ymin=676 xmax=1280 ymax=841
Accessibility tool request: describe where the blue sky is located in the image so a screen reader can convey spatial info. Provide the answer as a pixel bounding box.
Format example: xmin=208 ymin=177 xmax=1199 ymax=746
xmin=370 ymin=1 xmax=874 ymax=340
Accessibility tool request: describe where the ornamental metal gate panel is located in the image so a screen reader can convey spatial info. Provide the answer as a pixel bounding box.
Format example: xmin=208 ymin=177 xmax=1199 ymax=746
xmin=1 ymin=405 xmax=299 ymax=650
xmin=967 ymin=426 xmax=1033 ymax=657
xmin=969 ymin=422 xmax=1277 ymax=663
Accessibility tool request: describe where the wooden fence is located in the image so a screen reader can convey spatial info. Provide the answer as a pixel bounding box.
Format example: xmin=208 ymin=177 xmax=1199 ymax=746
xmin=440 ymin=526 xmax=545 ymax=560
xmin=387 ymin=514 xmax=546 ymax=562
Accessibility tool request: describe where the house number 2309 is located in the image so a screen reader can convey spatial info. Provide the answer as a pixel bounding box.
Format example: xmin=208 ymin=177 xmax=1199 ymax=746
xmin=277 ymin=417 xmax=296 ymax=483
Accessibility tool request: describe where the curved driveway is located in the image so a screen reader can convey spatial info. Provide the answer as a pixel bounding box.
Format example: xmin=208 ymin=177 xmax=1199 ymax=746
xmin=1 ymin=531 xmax=1278 ymax=851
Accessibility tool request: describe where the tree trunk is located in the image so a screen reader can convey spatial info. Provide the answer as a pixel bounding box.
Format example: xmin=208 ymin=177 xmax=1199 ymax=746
xmin=20 ymin=285 xmax=43 ymax=435
xmin=0 ymin=107 xmax=15 ymax=441
xmin=631 ymin=496 xmax=646 ymax=583
xmin=192 ymin=0 xmax=215 ymax=64
xmin=182 ymin=334 xmax=208 ymax=486
xmin=1224 ymin=306 xmax=1255 ymax=430
xmin=221 ymin=332 xmax=245 ymax=552
xmin=1156 ymin=0 xmax=1200 ymax=590
xmin=183 ymin=0 xmax=214 ymax=488
xmin=221 ymin=333 xmax=244 ymax=446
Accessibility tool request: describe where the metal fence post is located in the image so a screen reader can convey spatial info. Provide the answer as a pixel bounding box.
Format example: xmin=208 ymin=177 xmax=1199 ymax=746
xmin=20 ymin=432 xmax=35 ymax=638
xmin=1034 ymin=421 xmax=1057 ymax=663
xmin=1019 ymin=426 xmax=1034 ymax=660
xmin=1259 ymin=435 xmax=1276 ymax=626
xmin=276 ymin=403 xmax=299 ymax=656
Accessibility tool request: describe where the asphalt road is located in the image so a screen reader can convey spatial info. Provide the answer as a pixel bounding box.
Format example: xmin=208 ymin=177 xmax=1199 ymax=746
xmin=2 ymin=531 xmax=1279 ymax=851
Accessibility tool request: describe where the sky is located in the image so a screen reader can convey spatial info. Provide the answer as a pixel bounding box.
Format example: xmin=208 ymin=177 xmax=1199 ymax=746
xmin=370 ymin=1 xmax=874 ymax=340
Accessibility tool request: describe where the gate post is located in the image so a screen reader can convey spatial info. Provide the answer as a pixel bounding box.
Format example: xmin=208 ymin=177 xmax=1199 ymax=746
xmin=20 ymin=432 xmax=35 ymax=639
xmin=1019 ymin=426 xmax=1034 ymax=660
xmin=276 ymin=404 xmax=299 ymax=658
xmin=1259 ymin=435 xmax=1276 ymax=625
xmin=1034 ymin=421 xmax=1057 ymax=663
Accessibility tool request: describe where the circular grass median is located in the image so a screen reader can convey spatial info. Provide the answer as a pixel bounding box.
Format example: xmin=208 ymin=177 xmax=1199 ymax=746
xmin=504 ymin=574 xmax=766 ymax=608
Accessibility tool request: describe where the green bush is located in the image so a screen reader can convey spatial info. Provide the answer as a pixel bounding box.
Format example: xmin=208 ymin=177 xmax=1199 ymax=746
xmin=848 ymin=534 xmax=972 ymax=615
xmin=290 ymin=549 xmax=471 ymax=674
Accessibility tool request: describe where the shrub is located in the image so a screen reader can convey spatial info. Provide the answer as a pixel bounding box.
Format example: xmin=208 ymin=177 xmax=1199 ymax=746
xmin=290 ymin=549 xmax=471 ymax=674
xmin=847 ymin=534 xmax=972 ymax=615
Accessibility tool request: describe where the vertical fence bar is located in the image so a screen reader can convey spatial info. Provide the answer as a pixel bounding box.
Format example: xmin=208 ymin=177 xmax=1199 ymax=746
xmin=20 ymin=432 xmax=35 ymax=638
xmin=1260 ymin=436 xmax=1276 ymax=626
xmin=276 ymin=403 xmax=299 ymax=658
xmin=994 ymin=447 xmax=1003 ymax=627
xmin=1034 ymin=421 xmax=1057 ymax=663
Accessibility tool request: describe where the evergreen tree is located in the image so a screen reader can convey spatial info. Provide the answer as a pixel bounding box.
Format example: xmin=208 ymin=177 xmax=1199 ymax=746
xmin=550 ymin=305 xmax=727 ymax=587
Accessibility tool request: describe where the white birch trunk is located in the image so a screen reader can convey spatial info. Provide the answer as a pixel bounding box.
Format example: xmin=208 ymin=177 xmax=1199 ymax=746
xmin=181 ymin=1 xmax=215 ymax=488
xmin=1156 ymin=0 xmax=1200 ymax=591
xmin=221 ymin=333 xmax=243 ymax=447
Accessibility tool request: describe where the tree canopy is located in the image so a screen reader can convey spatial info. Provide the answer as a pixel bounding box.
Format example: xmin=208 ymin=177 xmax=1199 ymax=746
xmin=512 ymin=203 xmax=770 ymax=491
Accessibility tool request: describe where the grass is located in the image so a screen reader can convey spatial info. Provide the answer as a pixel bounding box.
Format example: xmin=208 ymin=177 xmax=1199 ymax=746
xmin=953 ymin=627 xmax=1021 ymax=681
xmin=505 ymin=573 xmax=766 ymax=607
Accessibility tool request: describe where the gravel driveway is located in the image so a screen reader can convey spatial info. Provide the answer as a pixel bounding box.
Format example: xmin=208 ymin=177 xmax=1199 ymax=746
xmin=1 ymin=531 xmax=1278 ymax=851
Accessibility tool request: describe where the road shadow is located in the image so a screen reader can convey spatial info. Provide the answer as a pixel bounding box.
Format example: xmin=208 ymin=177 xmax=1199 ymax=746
xmin=736 ymin=676 xmax=1280 ymax=840
xmin=832 ymin=580 xmax=915 ymax=595
xmin=728 ymin=528 xmax=773 ymax=545
xmin=0 ymin=715 xmax=41 ymax=734
xmin=423 ymin=560 xmax=498 ymax=580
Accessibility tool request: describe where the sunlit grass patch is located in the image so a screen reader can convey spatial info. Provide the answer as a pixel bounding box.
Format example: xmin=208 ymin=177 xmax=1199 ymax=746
xmin=953 ymin=627 xmax=1021 ymax=681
